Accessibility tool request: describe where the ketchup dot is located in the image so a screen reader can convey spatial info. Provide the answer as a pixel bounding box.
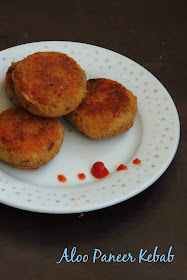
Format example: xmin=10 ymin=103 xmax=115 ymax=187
xmin=78 ymin=173 xmax=86 ymax=180
xmin=58 ymin=174 xmax=67 ymax=183
xmin=91 ymin=162 xmax=109 ymax=179
xmin=117 ymin=164 xmax=128 ymax=171
xmin=133 ymin=158 xmax=141 ymax=165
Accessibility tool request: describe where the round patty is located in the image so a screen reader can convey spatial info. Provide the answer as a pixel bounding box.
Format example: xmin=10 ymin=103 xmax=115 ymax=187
xmin=0 ymin=107 xmax=64 ymax=169
xmin=5 ymin=62 xmax=21 ymax=106
xmin=66 ymin=78 xmax=137 ymax=139
xmin=12 ymin=52 xmax=87 ymax=117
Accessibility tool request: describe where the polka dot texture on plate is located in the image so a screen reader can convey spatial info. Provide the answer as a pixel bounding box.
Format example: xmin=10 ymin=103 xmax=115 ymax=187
xmin=0 ymin=41 xmax=180 ymax=213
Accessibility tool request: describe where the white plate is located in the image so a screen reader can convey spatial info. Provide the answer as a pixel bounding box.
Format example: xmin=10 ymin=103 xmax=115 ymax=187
xmin=0 ymin=41 xmax=180 ymax=213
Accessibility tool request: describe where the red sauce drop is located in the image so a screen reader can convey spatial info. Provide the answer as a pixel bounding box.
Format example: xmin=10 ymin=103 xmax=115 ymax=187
xmin=58 ymin=174 xmax=67 ymax=183
xmin=91 ymin=162 xmax=109 ymax=179
xmin=117 ymin=164 xmax=128 ymax=171
xmin=78 ymin=173 xmax=86 ymax=180
xmin=133 ymin=158 xmax=141 ymax=165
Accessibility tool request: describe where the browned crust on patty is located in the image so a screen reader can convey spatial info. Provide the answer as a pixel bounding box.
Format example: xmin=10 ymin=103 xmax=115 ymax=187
xmin=66 ymin=78 xmax=137 ymax=139
xmin=0 ymin=107 xmax=64 ymax=169
xmin=5 ymin=62 xmax=21 ymax=106
xmin=12 ymin=52 xmax=87 ymax=117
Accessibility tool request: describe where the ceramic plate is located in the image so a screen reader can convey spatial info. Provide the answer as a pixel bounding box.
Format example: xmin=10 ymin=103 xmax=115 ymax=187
xmin=0 ymin=41 xmax=180 ymax=213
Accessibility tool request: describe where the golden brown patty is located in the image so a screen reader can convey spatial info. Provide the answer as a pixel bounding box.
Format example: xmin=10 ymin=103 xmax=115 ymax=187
xmin=66 ymin=78 xmax=137 ymax=139
xmin=5 ymin=62 xmax=21 ymax=106
xmin=12 ymin=52 xmax=87 ymax=117
xmin=0 ymin=107 xmax=64 ymax=169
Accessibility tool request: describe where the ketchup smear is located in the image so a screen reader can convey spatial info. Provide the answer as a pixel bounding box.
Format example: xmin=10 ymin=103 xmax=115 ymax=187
xmin=78 ymin=173 xmax=86 ymax=180
xmin=58 ymin=174 xmax=67 ymax=183
xmin=133 ymin=158 xmax=141 ymax=165
xmin=117 ymin=164 xmax=128 ymax=171
xmin=91 ymin=162 xmax=109 ymax=179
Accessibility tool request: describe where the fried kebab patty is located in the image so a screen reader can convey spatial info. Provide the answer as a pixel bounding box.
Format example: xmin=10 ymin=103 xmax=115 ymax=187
xmin=5 ymin=61 xmax=21 ymax=106
xmin=66 ymin=78 xmax=137 ymax=139
xmin=0 ymin=107 xmax=64 ymax=169
xmin=12 ymin=52 xmax=87 ymax=117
